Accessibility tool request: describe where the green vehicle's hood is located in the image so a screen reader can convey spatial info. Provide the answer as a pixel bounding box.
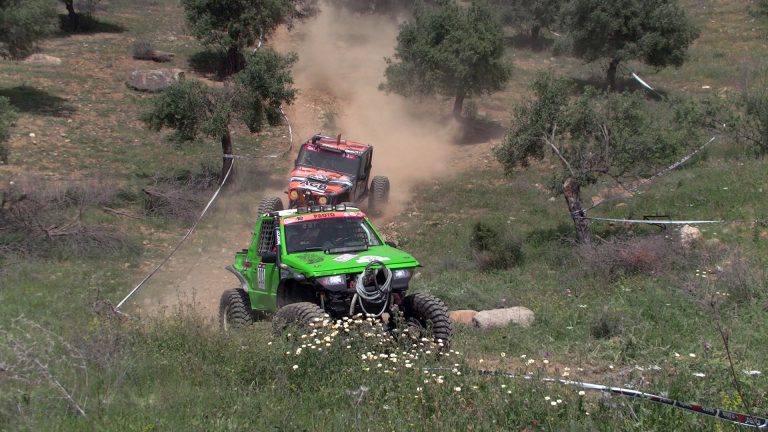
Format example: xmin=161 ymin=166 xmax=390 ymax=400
xmin=281 ymin=245 xmax=419 ymax=277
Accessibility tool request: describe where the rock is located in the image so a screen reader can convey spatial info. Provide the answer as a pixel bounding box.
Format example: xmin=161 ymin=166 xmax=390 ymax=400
xmin=473 ymin=307 xmax=535 ymax=329
xmin=134 ymin=49 xmax=175 ymax=63
xmin=449 ymin=310 xmax=478 ymax=325
xmin=680 ymin=224 xmax=702 ymax=248
xmin=126 ymin=69 xmax=184 ymax=92
xmin=23 ymin=54 xmax=62 ymax=65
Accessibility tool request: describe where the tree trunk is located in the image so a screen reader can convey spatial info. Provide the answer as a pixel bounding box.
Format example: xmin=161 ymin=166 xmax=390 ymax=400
xmin=452 ymin=91 xmax=465 ymax=120
xmin=607 ymin=57 xmax=620 ymax=92
xmin=64 ymin=0 xmax=79 ymax=29
xmin=563 ymin=177 xmax=590 ymax=243
xmin=223 ymin=45 xmax=244 ymax=77
xmin=531 ymin=25 xmax=541 ymax=40
xmin=220 ymin=129 xmax=234 ymax=185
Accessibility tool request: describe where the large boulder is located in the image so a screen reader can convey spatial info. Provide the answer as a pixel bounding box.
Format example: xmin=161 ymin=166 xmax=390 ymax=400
xmin=126 ymin=69 xmax=184 ymax=92
xmin=473 ymin=307 xmax=535 ymax=329
xmin=23 ymin=54 xmax=62 ymax=65
xmin=449 ymin=310 xmax=478 ymax=325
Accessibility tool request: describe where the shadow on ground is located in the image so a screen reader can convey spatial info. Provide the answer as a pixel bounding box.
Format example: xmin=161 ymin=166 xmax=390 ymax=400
xmin=56 ymin=14 xmax=127 ymax=35
xmin=0 ymin=86 xmax=76 ymax=117
xmin=455 ymin=115 xmax=507 ymax=145
xmin=505 ymin=33 xmax=554 ymax=52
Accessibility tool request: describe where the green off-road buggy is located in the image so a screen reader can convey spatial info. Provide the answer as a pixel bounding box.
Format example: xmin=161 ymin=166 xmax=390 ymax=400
xmin=218 ymin=204 xmax=452 ymax=343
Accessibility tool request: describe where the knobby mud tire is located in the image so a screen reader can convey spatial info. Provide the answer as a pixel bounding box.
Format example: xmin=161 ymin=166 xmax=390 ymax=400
xmin=272 ymin=302 xmax=326 ymax=333
xmin=258 ymin=197 xmax=284 ymax=214
xmin=219 ymin=288 xmax=255 ymax=330
xmin=368 ymin=176 xmax=390 ymax=215
xmin=402 ymin=293 xmax=453 ymax=345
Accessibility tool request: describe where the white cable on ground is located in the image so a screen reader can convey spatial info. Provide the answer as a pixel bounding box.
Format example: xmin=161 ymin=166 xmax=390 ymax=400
xmin=424 ymin=367 xmax=768 ymax=429
xmin=578 ymin=216 xmax=725 ymax=225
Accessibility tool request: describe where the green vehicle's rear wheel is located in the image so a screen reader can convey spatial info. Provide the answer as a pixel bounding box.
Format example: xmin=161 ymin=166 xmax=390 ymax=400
xmin=402 ymin=293 xmax=453 ymax=345
xmin=272 ymin=302 xmax=326 ymax=333
xmin=219 ymin=288 xmax=255 ymax=330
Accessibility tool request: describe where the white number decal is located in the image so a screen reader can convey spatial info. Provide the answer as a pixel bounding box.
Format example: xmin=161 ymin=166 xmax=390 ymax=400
xmin=257 ymin=263 xmax=266 ymax=289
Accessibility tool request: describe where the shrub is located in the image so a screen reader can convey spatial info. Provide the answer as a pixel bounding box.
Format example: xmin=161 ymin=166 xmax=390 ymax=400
xmin=469 ymin=221 xmax=524 ymax=271
xmin=577 ymin=234 xmax=687 ymax=283
xmin=0 ymin=96 xmax=16 ymax=163
xmin=0 ymin=178 xmax=128 ymax=258
xmin=131 ymin=39 xmax=153 ymax=59
xmin=589 ymin=307 xmax=623 ymax=339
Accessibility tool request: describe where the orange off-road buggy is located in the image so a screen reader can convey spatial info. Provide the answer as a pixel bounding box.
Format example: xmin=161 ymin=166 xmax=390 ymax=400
xmin=258 ymin=135 xmax=390 ymax=215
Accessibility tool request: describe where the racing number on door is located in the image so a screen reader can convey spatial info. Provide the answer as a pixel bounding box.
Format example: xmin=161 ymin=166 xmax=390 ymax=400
xmin=257 ymin=263 xmax=266 ymax=290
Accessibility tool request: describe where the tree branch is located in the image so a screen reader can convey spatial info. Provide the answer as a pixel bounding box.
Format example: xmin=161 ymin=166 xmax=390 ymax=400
xmin=542 ymin=123 xmax=575 ymax=177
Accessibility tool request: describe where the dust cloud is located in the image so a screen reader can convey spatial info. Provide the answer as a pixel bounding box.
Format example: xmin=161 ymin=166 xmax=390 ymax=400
xmin=277 ymin=2 xmax=460 ymax=212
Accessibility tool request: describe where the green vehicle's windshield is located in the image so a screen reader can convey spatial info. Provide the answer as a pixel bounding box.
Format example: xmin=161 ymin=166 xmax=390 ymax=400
xmin=284 ymin=216 xmax=382 ymax=254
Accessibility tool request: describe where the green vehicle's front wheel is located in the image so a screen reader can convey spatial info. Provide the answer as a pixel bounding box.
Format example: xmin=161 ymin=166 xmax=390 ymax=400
xmin=219 ymin=288 xmax=255 ymax=330
xmin=402 ymin=293 xmax=453 ymax=345
xmin=272 ymin=302 xmax=326 ymax=333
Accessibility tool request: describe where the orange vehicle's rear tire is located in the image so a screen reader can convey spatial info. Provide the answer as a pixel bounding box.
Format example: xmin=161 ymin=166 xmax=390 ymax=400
xmin=368 ymin=176 xmax=390 ymax=215
xmin=258 ymin=197 xmax=284 ymax=214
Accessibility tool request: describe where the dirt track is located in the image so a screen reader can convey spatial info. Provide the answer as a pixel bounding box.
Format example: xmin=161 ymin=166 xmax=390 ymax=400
xmin=129 ymin=4 xmax=498 ymax=319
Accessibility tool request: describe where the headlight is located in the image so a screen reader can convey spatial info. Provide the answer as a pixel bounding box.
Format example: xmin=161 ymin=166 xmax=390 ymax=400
xmin=317 ymin=275 xmax=345 ymax=288
xmin=289 ymin=189 xmax=299 ymax=200
xmin=393 ymin=269 xmax=412 ymax=279
xmin=318 ymin=196 xmax=328 ymax=205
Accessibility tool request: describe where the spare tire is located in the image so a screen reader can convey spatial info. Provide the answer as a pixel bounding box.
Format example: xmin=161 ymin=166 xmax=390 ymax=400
xmin=258 ymin=196 xmax=284 ymax=214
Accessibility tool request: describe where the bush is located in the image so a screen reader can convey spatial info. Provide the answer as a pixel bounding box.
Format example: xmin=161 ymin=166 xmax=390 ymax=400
xmin=589 ymin=307 xmax=623 ymax=339
xmin=131 ymin=39 xmax=153 ymax=59
xmin=0 ymin=178 xmax=129 ymax=258
xmin=577 ymin=234 xmax=687 ymax=283
xmin=469 ymin=221 xmax=524 ymax=271
xmin=0 ymin=96 xmax=16 ymax=164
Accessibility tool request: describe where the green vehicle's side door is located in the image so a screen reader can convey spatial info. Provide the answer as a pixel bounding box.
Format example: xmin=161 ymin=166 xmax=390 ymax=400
xmin=246 ymin=217 xmax=280 ymax=311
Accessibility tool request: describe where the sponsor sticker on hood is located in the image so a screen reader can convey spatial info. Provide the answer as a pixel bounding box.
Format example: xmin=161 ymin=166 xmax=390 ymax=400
xmin=355 ymin=255 xmax=391 ymax=264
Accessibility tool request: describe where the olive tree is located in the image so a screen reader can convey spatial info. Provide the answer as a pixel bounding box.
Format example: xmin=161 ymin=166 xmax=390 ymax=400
xmin=381 ymin=1 xmax=511 ymax=118
xmin=495 ymin=73 xmax=701 ymax=242
xmin=0 ymin=0 xmax=58 ymax=59
xmin=561 ymin=0 xmax=699 ymax=91
xmin=142 ymin=50 xmax=298 ymax=183
xmin=181 ymin=0 xmax=298 ymax=76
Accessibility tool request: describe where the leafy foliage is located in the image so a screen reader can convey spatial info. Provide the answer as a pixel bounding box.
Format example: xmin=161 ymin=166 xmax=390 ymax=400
xmin=561 ymin=0 xmax=699 ymax=89
xmin=0 ymin=0 xmax=59 ymax=59
xmin=0 ymin=96 xmax=16 ymax=163
xmin=469 ymin=221 xmax=523 ymax=270
xmin=181 ymin=0 xmax=295 ymax=74
xmin=381 ymin=0 xmax=511 ymax=117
